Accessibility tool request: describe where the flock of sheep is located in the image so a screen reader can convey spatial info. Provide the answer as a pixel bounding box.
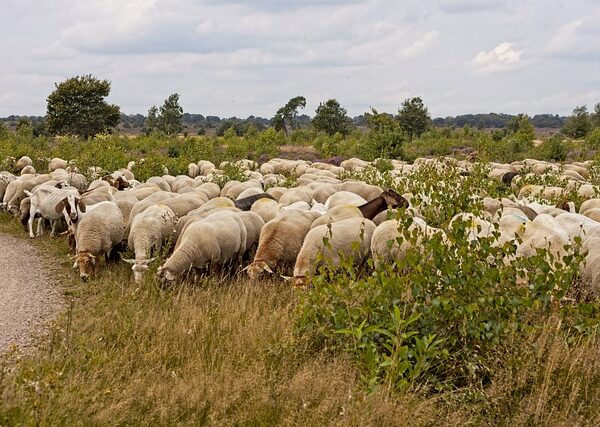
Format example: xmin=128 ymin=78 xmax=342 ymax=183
xmin=1 ymin=154 xmax=599 ymax=292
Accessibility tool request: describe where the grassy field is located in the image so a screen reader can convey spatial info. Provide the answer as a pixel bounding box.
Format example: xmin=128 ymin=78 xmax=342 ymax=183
xmin=2 ymin=210 xmax=600 ymax=424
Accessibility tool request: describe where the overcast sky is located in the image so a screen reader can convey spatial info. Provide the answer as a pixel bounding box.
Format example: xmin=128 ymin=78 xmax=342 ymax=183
xmin=1 ymin=0 xmax=599 ymax=118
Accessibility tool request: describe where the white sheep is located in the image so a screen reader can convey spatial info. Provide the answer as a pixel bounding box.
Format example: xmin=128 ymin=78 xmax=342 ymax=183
xmin=122 ymin=204 xmax=177 ymax=283
xmin=246 ymin=210 xmax=321 ymax=279
xmin=323 ymin=191 xmax=367 ymax=210
xmin=24 ymin=184 xmax=80 ymax=238
xmin=74 ymin=201 xmax=125 ymax=280
xmin=157 ymin=210 xmax=247 ymax=282
xmin=292 ymin=217 xmax=376 ymax=287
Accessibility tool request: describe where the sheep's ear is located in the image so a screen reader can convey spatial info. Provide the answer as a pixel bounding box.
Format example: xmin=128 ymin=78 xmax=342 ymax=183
xmin=280 ymin=275 xmax=293 ymax=281
xmin=55 ymin=198 xmax=67 ymax=214
xmin=77 ymin=199 xmax=86 ymax=213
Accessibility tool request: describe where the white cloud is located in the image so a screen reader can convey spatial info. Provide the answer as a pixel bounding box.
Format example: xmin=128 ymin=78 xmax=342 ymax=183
xmin=471 ymin=42 xmax=524 ymax=73
xmin=545 ymin=17 xmax=600 ymax=59
xmin=401 ymin=31 xmax=440 ymax=58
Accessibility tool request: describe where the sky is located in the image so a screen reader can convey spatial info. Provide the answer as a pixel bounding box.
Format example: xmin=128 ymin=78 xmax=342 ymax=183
xmin=1 ymin=0 xmax=599 ymax=118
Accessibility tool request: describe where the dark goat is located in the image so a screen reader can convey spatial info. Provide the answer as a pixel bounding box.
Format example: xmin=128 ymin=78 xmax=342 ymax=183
xmin=555 ymin=200 xmax=571 ymax=212
xmin=502 ymin=172 xmax=518 ymax=186
xmin=357 ymin=189 xmax=409 ymax=220
xmin=102 ymin=175 xmax=129 ymax=190
xmin=234 ymin=193 xmax=276 ymax=211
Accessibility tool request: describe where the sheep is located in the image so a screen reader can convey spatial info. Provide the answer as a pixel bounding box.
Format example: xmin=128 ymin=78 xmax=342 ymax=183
xmin=266 ymin=186 xmax=287 ymax=201
xmin=194 ymin=182 xmax=220 ymax=199
xmin=157 ymin=210 xmax=247 ymax=282
xmin=371 ymin=217 xmax=445 ymax=267
xmin=20 ymin=165 xmax=36 ymax=175
xmin=324 ymin=191 xmax=367 ymax=210
xmin=74 ymin=201 xmax=125 ymax=280
xmin=310 ymin=205 xmax=362 ymax=229
xmin=3 ymin=174 xmax=51 ymax=214
xmin=292 ymin=217 xmax=376 ymax=287
xmin=188 ymin=163 xmax=200 ymax=178
xmin=236 ymin=187 xmax=264 ymax=201
xmin=122 ymin=204 xmax=177 ymax=283
xmin=336 ymin=181 xmax=383 ymax=201
xmin=25 ymin=185 xmax=80 ymax=238
xmin=223 ymin=180 xmax=263 ymax=200
xmin=48 ymin=157 xmax=68 ymax=172
xmin=515 ymin=214 xmax=571 ymax=262
xmin=16 ymin=155 xmax=33 ymax=171
xmin=246 ymin=210 xmax=321 ymax=279
xmin=584 ymin=208 xmax=600 ymax=223
xmin=250 ymin=197 xmax=281 ymax=223
xmin=236 ymin=211 xmax=265 ymax=261
xmin=235 ymin=193 xmax=275 ymax=211
xmin=174 ymin=197 xmax=237 ymax=240
xmin=580 ymin=199 xmax=600 ymax=216
xmin=278 ymin=187 xmax=314 ymax=206
xmin=145 ymin=176 xmax=171 ymax=192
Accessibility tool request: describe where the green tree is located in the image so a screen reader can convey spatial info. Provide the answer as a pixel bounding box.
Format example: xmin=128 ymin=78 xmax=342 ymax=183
xmin=590 ymin=102 xmax=600 ymax=129
xmin=145 ymin=106 xmax=159 ymax=135
xmin=273 ymin=96 xmax=306 ymax=135
xmin=16 ymin=118 xmax=33 ymax=138
xmin=562 ymin=105 xmax=591 ymax=138
xmin=311 ymin=99 xmax=353 ymax=136
xmin=397 ymin=97 xmax=431 ymax=141
xmin=46 ymin=75 xmax=120 ymax=139
xmin=507 ymin=113 xmax=535 ymax=144
xmin=364 ymin=108 xmax=405 ymax=157
xmin=159 ymin=93 xmax=183 ymax=135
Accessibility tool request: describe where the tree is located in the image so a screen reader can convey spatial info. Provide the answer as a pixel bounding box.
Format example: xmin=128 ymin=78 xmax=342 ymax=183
xmin=146 ymin=94 xmax=183 ymax=136
xmin=311 ymin=99 xmax=353 ymax=136
xmin=506 ymin=113 xmax=534 ymax=144
xmin=590 ymin=102 xmax=600 ymax=129
xmin=397 ymin=97 xmax=431 ymax=140
xmin=562 ymin=105 xmax=591 ymax=138
xmin=159 ymin=93 xmax=183 ymax=135
xmin=145 ymin=106 xmax=159 ymax=135
xmin=273 ymin=96 xmax=306 ymax=135
xmin=46 ymin=75 xmax=120 ymax=139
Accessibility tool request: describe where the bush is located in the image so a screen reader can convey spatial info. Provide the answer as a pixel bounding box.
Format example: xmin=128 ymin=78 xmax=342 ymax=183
xmin=297 ymin=187 xmax=585 ymax=392
xmin=586 ymin=128 xmax=600 ymax=151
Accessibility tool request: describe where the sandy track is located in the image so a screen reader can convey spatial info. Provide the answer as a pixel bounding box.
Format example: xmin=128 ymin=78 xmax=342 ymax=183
xmin=0 ymin=233 xmax=62 ymax=353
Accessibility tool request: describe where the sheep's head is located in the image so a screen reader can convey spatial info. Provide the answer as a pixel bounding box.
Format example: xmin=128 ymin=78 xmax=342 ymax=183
xmin=75 ymin=252 xmax=96 ymax=281
xmin=383 ymin=189 xmax=409 ymax=209
xmin=292 ymin=276 xmax=310 ymax=290
xmin=156 ymin=265 xmax=176 ymax=284
xmin=245 ymin=260 xmax=273 ymax=280
xmin=56 ymin=195 xmax=86 ymax=224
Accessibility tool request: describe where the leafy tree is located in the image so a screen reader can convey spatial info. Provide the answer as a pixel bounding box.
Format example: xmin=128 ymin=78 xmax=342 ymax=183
xmin=159 ymin=93 xmax=183 ymax=135
xmin=506 ymin=113 xmax=535 ymax=144
xmin=364 ymin=108 xmax=405 ymax=157
xmin=312 ymin=99 xmax=353 ymax=136
xmin=591 ymin=103 xmax=600 ymax=129
xmin=146 ymin=94 xmax=183 ymax=136
xmin=145 ymin=106 xmax=159 ymax=135
xmin=562 ymin=105 xmax=591 ymax=138
xmin=16 ymin=118 xmax=33 ymax=138
xmin=46 ymin=75 xmax=120 ymax=139
xmin=397 ymin=97 xmax=431 ymax=140
xmin=273 ymin=96 xmax=306 ymax=135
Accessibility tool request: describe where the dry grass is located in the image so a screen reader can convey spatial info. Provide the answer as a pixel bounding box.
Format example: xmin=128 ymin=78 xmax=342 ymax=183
xmin=2 ymin=212 xmax=600 ymax=425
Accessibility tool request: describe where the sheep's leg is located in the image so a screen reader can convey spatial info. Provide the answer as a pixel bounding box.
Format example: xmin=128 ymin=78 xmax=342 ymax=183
xmin=27 ymin=212 xmax=36 ymax=238
xmin=36 ymin=217 xmax=44 ymax=237
xmin=50 ymin=220 xmax=58 ymax=237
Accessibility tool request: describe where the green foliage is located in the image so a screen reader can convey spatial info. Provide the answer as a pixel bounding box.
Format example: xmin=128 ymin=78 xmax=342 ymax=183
xmin=562 ymin=105 xmax=591 ymax=139
xmin=586 ymin=128 xmax=600 ymax=151
xmin=312 ymin=99 xmax=353 ymax=136
xmin=297 ymin=164 xmax=585 ymax=392
xmin=364 ymin=108 xmax=406 ymax=158
xmin=397 ymin=97 xmax=431 ymax=141
xmin=273 ymin=96 xmax=306 ymax=135
xmin=46 ymin=75 xmax=120 ymax=139
xmin=507 ymin=114 xmax=535 ymax=144
xmin=533 ymin=134 xmax=567 ymax=161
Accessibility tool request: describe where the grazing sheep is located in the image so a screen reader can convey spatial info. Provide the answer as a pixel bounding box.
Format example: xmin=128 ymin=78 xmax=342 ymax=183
xmin=336 ymin=181 xmax=382 ymax=201
xmin=249 ymin=197 xmax=281 ymax=223
xmin=371 ymin=217 xmax=446 ymax=267
xmin=583 ymin=208 xmax=600 ymax=223
xmin=310 ymin=205 xmax=362 ymax=229
xmin=74 ymin=201 xmax=125 ymax=280
xmin=278 ymin=187 xmax=314 ymax=206
xmin=48 ymin=157 xmax=68 ymax=172
xmin=516 ymin=214 xmax=571 ymax=262
xmin=122 ymin=204 xmax=177 ymax=283
xmin=236 ymin=211 xmax=265 ymax=261
xmin=292 ymin=217 xmax=376 ymax=287
xmin=157 ymin=210 xmax=247 ymax=282
xmin=581 ymin=237 xmax=600 ymax=297
xmin=246 ymin=210 xmax=321 ymax=279
xmin=20 ymin=165 xmax=36 ymax=175
xmin=580 ymin=199 xmax=600 ymax=216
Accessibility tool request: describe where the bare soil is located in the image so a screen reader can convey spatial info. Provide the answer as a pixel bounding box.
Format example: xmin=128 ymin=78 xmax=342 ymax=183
xmin=0 ymin=233 xmax=62 ymax=353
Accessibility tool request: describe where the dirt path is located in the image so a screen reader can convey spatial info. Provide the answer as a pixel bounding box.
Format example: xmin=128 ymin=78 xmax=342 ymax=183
xmin=0 ymin=233 xmax=62 ymax=353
